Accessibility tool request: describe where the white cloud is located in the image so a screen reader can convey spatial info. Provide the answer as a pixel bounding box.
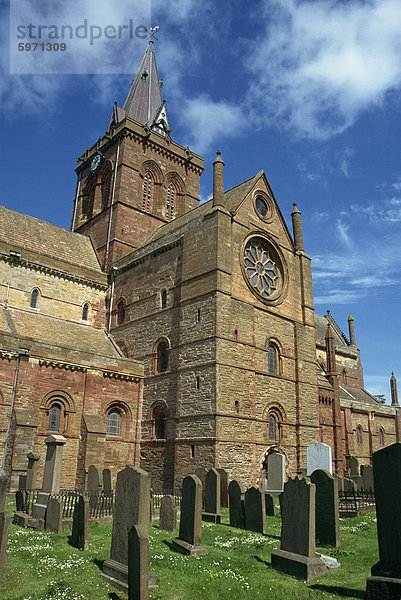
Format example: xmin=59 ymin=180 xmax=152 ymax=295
xmin=336 ymin=219 xmax=352 ymax=249
xmin=246 ymin=0 xmax=401 ymax=138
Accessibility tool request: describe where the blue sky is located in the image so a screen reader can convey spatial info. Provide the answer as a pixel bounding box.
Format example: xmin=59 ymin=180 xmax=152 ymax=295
xmin=2 ymin=0 xmax=401 ymax=401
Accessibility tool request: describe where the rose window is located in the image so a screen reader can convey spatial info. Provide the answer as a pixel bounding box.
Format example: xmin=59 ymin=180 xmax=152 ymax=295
xmin=244 ymin=239 xmax=279 ymax=299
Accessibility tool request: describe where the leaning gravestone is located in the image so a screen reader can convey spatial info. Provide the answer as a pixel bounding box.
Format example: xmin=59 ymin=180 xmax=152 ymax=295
xmin=102 ymin=466 xmax=155 ymax=592
xmin=71 ymin=495 xmax=89 ymax=550
xmin=307 ymin=443 xmax=332 ymax=476
xmin=172 ymin=475 xmax=208 ymax=556
xmin=310 ymin=469 xmax=340 ymax=547
xmin=103 ymin=468 xmax=112 ymax=494
xmin=244 ymin=487 xmax=266 ymax=534
xmin=266 ymin=453 xmax=286 ymax=495
xmin=159 ymin=496 xmax=177 ymax=532
xmin=202 ymin=468 xmax=225 ymax=523
xmin=0 ymin=470 xmax=10 ymax=589
xmin=271 ymin=477 xmax=339 ymax=581
xmin=361 ymin=464 xmax=374 ymax=491
xmin=365 ymin=443 xmax=401 ymax=598
xmin=228 ymin=480 xmax=245 ymax=529
xmin=128 ymin=524 xmax=149 ymax=600
xmin=45 ymin=496 xmax=63 ymax=534
xmin=217 ymin=468 xmax=229 ymax=508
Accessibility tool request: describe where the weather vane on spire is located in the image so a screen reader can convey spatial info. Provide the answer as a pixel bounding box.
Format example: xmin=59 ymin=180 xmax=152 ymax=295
xmin=149 ymin=25 xmax=159 ymax=41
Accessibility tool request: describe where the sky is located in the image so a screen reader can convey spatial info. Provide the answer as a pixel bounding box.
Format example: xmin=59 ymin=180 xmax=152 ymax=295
xmin=2 ymin=0 xmax=401 ymax=401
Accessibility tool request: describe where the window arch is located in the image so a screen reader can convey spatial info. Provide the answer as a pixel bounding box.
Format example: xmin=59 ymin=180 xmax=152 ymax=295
xmin=82 ymin=302 xmax=89 ymax=321
xmin=149 ymin=403 xmax=169 ymax=440
xmin=263 ymin=402 xmax=286 ymax=444
xmin=379 ymin=427 xmax=385 ymax=447
xmin=30 ymin=288 xmax=39 ymax=309
xmin=101 ymin=165 xmax=113 ymax=210
xmin=41 ymin=391 xmax=75 ymax=435
xmin=157 ymin=341 xmax=169 ymax=373
xmin=166 ymin=183 xmax=176 ymax=221
xmin=160 ymin=289 xmax=167 ymax=309
xmin=82 ymin=175 xmax=96 ymax=218
xmin=107 ymin=409 xmax=121 ymax=436
xmin=142 ymin=172 xmax=152 ymax=213
xmin=268 ymin=414 xmax=277 ymax=441
xmin=356 ymin=425 xmax=363 ymax=445
xmin=48 ymin=403 xmax=61 ymax=432
xmin=117 ymin=300 xmax=126 ymax=325
xmin=268 ymin=343 xmax=278 ymax=374
xmin=342 ymin=370 xmax=347 ymax=385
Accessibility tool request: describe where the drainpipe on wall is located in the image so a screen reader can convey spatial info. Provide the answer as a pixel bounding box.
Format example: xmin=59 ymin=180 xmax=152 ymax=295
xmin=107 ymin=267 xmax=118 ymax=336
xmin=71 ymin=174 xmax=82 ymax=231
xmin=104 ymin=137 xmax=121 ymax=272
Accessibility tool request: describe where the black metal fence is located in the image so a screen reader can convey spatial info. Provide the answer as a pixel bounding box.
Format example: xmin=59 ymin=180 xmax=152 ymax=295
xmin=338 ymin=490 xmax=375 ymax=516
xmin=49 ymin=490 xmax=115 ymax=520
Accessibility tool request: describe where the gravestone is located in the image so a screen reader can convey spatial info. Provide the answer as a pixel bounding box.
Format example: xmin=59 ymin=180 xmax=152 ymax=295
xmin=102 ymin=466 xmax=155 ymax=592
xmin=228 ymin=480 xmax=245 ymax=529
xmin=217 ymin=468 xmax=228 ymax=508
xmin=45 ymin=496 xmax=63 ymax=533
xmin=307 ymin=443 xmax=332 ymax=476
xmin=172 ymin=475 xmax=208 ymax=556
xmin=264 ymin=493 xmax=276 ymax=517
xmin=365 ymin=443 xmax=401 ymax=598
xmin=343 ymin=477 xmax=356 ymax=492
xmin=271 ymin=477 xmax=339 ymax=581
xmin=18 ymin=475 xmax=27 ymax=491
xmin=71 ymin=495 xmax=89 ymax=550
xmin=15 ymin=490 xmax=26 ymax=512
xmin=244 ymin=487 xmax=266 ymax=534
xmin=26 ymin=451 xmax=40 ymax=490
xmin=349 ymin=455 xmax=360 ymax=477
xmin=87 ymin=465 xmax=103 ymax=491
xmin=361 ymin=464 xmax=374 ymax=491
xmin=159 ymin=495 xmax=177 ymax=532
xmin=103 ymin=468 xmax=112 ymax=494
xmin=194 ymin=467 xmax=207 ymax=506
xmin=0 ymin=470 xmax=10 ymax=589
xmin=128 ymin=524 xmax=149 ymax=600
xmin=266 ymin=453 xmax=286 ymax=495
xmin=32 ymin=434 xmax=67 ymax=521
xmin=202 ymin=468 xmax=225 ymax=523
xmin=310 ymin=469 xmax=340 ymax=547
xmin=332 ymin=473 xmax=344 ymax=492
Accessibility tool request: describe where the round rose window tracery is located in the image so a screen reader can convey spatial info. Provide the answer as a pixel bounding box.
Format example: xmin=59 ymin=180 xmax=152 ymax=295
xmin=244 ymin=239 xmax=279 ymax=298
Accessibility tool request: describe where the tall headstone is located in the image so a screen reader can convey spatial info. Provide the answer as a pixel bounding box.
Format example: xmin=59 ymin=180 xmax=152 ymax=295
xmin=202 ymin=468 xmax=225 ymax=523
xmin=310 ymin=469 xmax=340 ymax=547
xmin=103 ymin=468 xmax=112 ymax=494
xmin=45 ymin=496 xmax=63 ymax=534
xmin=264 ymin=493 xmax=276 ymax=517
xmin=128 ymin=524 xmax=149 ymax=600
xmin=87 ymin=465 xmax=103 ymax=491
xmin=217 ymin=469 xmax=228 ymax=508
xmin=71 ymin=495 xmax=89 ymax=550
xmin=0 ymin=470 xmax=10 ymax=589
xmin=228 ymin=480 xmax=245 ymax=529
xmin=244 ymin=487 xmax=266 ymax=534
xmin=159 ymin=496 xmax=177 ymax=532
xmin=349 ymin=455 xmax=363 ymax=489
xmin=26 ymin=451 xmax=40 ymax=490
xmin=102 ymin=466 xmax=154 ymax=592
xmin=271 ymin=477 xmax=337 ymax=581
xmin=172 ymin=475 xmax=208 ymax=556
xmin=32 ymin=435 xmax=67 ymax=520
xmin=307 ymin=443 xmax=332 ymax=476
xmin=266 ymin=453 xmax=286 ymax=495
xmin=361 ymin=464 xmax=374 ymax=491
xmin=365 ymin=443 xmax=401 ymax=598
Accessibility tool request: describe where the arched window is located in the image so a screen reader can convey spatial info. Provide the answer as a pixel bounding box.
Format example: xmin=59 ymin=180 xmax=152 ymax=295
xmin=268 ymin=344 xmax=277 ymax=374
xmin=117 ymin=300 xmax=125 ymax=325
xmin=82 ymin=175 xmax=96 ymax=218
xmin=161 ymin=289 xmax=167 ymax=309
xmin=166 ymin=184 xmax=175 ymax=221
xmin=107 ymin=409 xmax=121 ymax=436
xmin=142 ymin=173 xmax=152 ymax=213
xmin=268 ymin=414 xmax=276 ymax=441
xmin=356 ymin=425 xmax=362 ymax=445
xmin=30 ymin=289 xmax=38 ymax=308
xmin=101 ymin=168 xmax=112 ymax=210
xmin=379 ymin=428 xmax=384 ymax=447
xmin=155 ymin=408 xmax=166 ymax=439
xmin=82 ymin=303 xmax=89 ymax=321
xmin=342 ymin=370 xmax=346 ymax=385
xmin=157 ymin=341 xmax=169 ymax=373
xmin=49 ymin=403 xmax=61 ymax=432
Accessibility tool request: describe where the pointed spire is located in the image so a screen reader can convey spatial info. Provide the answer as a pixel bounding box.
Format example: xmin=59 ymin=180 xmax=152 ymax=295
xmin=291 ymin=201 xmax=304 ymax=251
xmin=348 ymin=314 xmax=356 ymax=345
xmin=213 ymin=150 xmax=225 ymax=207
xmin=391 ymin=372 xmax=399 ymax=406
xmin=122 ymin=41 xmax=170 ymax=135
xmin=325 ymin=322 xmax=337 ymax=375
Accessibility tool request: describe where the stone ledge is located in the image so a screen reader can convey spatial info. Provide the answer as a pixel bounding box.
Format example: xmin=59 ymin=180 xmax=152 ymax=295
xmin=271 ymin=549 xmax=332 ymax=582
xmin=172 ymin=538 xmax=208 ymax=556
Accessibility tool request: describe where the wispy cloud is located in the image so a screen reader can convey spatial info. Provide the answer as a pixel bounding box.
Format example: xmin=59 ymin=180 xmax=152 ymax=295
xmin=336 ymin=219 xmax=353 ymax=249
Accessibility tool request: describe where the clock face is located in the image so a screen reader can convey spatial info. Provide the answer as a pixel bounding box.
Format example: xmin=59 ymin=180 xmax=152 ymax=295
xmin=90 ymin=154 xmax=101 ymax=172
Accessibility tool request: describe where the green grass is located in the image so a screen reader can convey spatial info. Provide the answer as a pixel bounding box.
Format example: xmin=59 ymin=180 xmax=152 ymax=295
xmin=2 ymin=499 xmax=377 ymax=600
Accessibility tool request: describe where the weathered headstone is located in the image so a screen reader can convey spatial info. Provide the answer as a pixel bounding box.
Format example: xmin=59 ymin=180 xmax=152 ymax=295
xmin=32 ymin=434 xmax=67 ymax=521
xmin=18 ymin=475 xmax=27 ymax=491
xmin=271 ymin=477 xmax=339 ymax=581
xmin=15 ymin=490 xmax=26 ymax=512
xmin=26 ymin=451 xmax=40 ymax=490
xmin=343 ymin=477 xmax=356 ymax=492
xmin=103 ymin=468 xmax=112 ymax=493
xmin=349 ymin=455 xmax=360 ymax=477
xmin=45 ymin=496 xmax=63 ymax=533
xmin=202 ymin=468 xmax=225 ymax=523
xmin=310 ymin=469 xmax=340 ymax=547
xmin=172 ymin=475 xmax=208 ymax=556
xmin=307 ymin=443 xmax=332 ymax=476
xmin=217 ymin=468 xmax=228 ymax=508
xmin=102 ymin=466 xmax=155 ymax=592
xmin=0 ymin=470 xmax=10 ymax=589
xmin=128 ymin=524 xmax=149 ymax=600
xmin=71 ymin=495 xmax=89 ymax=550
xmin=228 ymin=480 xmax=245 ymax=529
xmin=266 ymin=453 xmax=286 ymax=495
xmin=159 ymin=495 xmax=177 ymax=532
xmin=87 ymin=465 xmax=103 ymax=491
xmin=365 ymin=443 xmax=401 ymax=598
xmin=244 ymin=487 xmax=266 ymax=534
xmin=264 ymin=493 xmax=276 ymax=517
xmin=361 ymin=464 xmax=374 ymax=491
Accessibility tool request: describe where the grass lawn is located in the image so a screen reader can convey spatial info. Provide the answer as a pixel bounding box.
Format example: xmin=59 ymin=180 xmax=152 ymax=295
xmin=2 ymin=499 xmax=376 ymax=600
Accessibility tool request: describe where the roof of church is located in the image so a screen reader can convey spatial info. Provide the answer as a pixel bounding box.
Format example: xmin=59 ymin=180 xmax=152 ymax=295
xmin=339 ymin=385 xmax=381 ymax=406
xmin=314 ymin=312 xmax=350 ymax=348
xmin=0 ymin=206 xmax=103 ymax=276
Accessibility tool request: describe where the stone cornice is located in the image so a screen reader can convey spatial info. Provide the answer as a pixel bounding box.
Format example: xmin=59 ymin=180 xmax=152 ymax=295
xmin=103 ymin=370 xmax=141 ymax=383
xmin=116 ymin=236 xmax=184 ymax=274
xmin=38 ymin=359 xmax=142 ymax=382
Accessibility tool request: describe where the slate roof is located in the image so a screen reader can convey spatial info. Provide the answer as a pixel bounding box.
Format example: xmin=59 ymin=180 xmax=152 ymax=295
xmin=0 ymin=206 xmax=102 ymax=275
xmin=339 ymin=386 xmax=381 ymax=406
xmin=314 ymin=312 xmax=350 ymax=349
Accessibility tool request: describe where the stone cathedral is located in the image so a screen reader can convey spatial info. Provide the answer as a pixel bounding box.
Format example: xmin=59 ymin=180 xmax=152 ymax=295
xmin=0 ymin=42 xmax=400 ymax=491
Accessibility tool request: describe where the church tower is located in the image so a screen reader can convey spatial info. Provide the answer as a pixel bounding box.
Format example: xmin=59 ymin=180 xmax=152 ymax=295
xmin=71 ymin=41 xmax=204 ymax=270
